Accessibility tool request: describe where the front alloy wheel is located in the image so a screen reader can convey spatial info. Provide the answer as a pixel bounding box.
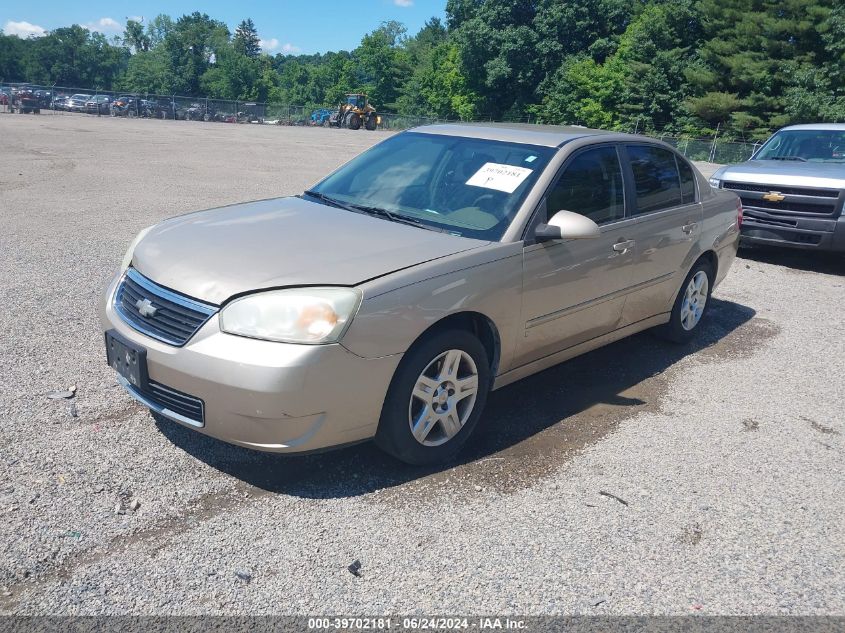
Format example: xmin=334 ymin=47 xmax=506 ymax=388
xmin=409 ymin=349 xmax=479 ymax=447
xmin=376 ymin=329 xmax=491 ymax=465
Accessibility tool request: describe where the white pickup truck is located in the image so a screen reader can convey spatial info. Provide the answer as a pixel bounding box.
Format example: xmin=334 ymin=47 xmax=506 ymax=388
xmin=709 ymin=124 xmax=845 ymax=252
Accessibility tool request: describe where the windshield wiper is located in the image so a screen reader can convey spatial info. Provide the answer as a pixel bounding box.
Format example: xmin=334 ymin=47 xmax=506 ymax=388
xmin=768 ymin=156 xmax=808 ymax=162
xmin=303 ymin=190 xmax=356 ymax=211
xmin=303 ymin=191 xmax=448 ymax=233
xmin=351 ymin=204 xmax=452 ymax=233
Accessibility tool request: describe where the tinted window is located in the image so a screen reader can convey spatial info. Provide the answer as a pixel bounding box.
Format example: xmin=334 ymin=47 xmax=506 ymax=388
xmin=546 ymin=146 xmax=625 ymax=224
xmin=678 ymin=157 xmax=696 ymax=204
xmin=628 ymin=145 xmax=682 ymax=214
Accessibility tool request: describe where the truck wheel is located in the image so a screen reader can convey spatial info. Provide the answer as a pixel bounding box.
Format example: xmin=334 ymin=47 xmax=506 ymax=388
xmin=375 ymin=329 xmax=491 ymax=465
xmin=347 ymin=113 xmax=361 ymax=130
xmin=365 ymin=115 xmax=377 ymax=130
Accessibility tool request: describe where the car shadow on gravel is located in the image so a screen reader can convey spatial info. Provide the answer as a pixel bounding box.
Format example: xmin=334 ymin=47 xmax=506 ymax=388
xmin=739 ymin=245 xmax=845 ymax=276
xmin=155 ymin=298 xmax=757 ymax=498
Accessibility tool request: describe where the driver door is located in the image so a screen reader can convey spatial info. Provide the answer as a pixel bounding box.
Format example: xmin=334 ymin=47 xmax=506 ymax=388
xmin=515 ymin=145 xmax=638 ymax=367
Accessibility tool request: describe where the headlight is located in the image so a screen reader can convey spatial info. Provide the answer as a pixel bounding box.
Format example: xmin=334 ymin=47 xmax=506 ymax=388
xmin=708 ymin=177 xmax=721 ymax=188
xmin=120 ymin=225 xmax=155 ymax=271
xmin=219 ymin=287 xmax=362 ymax=344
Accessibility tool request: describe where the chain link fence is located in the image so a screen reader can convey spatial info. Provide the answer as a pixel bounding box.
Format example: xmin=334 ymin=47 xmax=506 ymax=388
xmin=1 ymin=81 xmax=764 ymax=163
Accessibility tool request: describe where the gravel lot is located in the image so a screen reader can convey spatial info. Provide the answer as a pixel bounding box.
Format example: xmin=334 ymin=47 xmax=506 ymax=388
xmin=0 ymin=113 xmax=843 ymax=616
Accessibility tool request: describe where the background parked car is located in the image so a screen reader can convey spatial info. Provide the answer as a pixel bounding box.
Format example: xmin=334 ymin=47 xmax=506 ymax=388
xmin=66 ymin=94 xmax=92 ymax=112
xmin=11 ymin=87 xmax=41 ymax=114
xmin=183 ymin=102 xmax=211 ymax=121
xmin=51 ymin=94 xmax=70 ymax=110
xmin=710 ymin=123 xmax=845 ymax=252
xmin=110 ymin=95 xmax=138 ymax=116
xmin=85 ymin=95 xmax=112 ymax=114
xmin=33 ymin=90 xmax=53 ymax=108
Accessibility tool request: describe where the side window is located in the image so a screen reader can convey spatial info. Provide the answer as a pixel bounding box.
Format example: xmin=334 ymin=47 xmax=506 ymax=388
xmin=677 ymin=156 xmax=697 ymax=204
xmin=546 ymin=146 xmax=625 ymax=224
xmin=628 ymin=145 xmax=682 ymax=214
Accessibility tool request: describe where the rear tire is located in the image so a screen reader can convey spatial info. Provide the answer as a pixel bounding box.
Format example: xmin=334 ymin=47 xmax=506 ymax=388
xmin=659 ymin=259 xmax=714 ymax=343
xmin=365 ymin=114 xmax=377 ymax=130
xmin=375 ymin=330 xmax=491 ymax=465
xmin=346 ymin=112 xmax=361 ymax=130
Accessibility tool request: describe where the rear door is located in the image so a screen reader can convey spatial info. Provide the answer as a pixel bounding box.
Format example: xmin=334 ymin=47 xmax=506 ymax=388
xmin=620 ymin=144 xmax=703 ymax=324
xmin=516 ymin=144 xmax=638 ymax=367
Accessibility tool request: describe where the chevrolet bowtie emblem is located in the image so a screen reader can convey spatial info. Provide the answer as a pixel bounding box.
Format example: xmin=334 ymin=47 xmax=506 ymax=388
xmin=135 ymin=298 xmax=158 ymax=318
xmin=762 ymin=191 xmax=786 ymax=202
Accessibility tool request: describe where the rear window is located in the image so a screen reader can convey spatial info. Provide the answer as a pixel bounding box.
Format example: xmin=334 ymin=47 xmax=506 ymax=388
xmin=628 ymin=145 xmax=682 ymax=214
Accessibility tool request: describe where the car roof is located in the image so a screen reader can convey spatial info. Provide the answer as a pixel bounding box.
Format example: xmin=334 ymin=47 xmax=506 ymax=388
xmin=411 ymin=122 xmax=644 ymax=148
xmin=780 ymin=123 xmax=845 ymax=132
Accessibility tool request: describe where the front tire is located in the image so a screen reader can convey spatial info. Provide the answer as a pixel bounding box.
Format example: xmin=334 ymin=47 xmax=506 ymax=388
xmin=346 ymin=112 xmax=361 ymax=130
xmin=375 ymin=330 xmax=491 ymax=465
xmin=660 ymin=259 xmax=714 ymax=343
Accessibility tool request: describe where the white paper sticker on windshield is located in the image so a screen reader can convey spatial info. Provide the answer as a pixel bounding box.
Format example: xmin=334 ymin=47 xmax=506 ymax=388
xmin=465 ymin=163 xmax=533 ymax=194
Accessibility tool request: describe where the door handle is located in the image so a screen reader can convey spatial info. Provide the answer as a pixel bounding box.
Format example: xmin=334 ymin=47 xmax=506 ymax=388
xmin=682 ymin=222 xmax=698 ymax=235
xmin=612 ymin=239 xmax=635 ymax=253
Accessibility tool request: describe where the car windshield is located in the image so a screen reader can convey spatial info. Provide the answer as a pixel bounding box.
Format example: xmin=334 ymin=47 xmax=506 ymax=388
xmin=308 ymin=132 xmax=555 ymax=240
xmin=755 ymin=129 xmax=845 ymax=163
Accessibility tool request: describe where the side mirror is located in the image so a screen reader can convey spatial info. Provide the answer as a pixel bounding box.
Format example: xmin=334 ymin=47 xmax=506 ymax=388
xmin=535 ymin=210 xmax=601 ymax=242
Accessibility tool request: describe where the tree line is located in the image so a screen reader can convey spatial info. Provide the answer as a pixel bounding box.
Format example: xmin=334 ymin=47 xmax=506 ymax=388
xmin=1 ymin=0 xmax=843 ymax=139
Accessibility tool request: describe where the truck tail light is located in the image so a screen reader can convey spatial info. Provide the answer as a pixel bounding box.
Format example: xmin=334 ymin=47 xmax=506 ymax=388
xmin=736 ymin=199 xmax=743 ymax=229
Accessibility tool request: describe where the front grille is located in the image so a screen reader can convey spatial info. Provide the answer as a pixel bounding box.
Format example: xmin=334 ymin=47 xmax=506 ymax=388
xmin=724 ymin=182 xmax=839 ymax=198
xmin=739 ymin=196 xmax=837 ymax=216
xmin=114 ymin=268 xmax=217 ymax=346
xmin=742 ymin=211 xmax=797 ymax=228
xmin=146 ymin=381 xmax=205 ymax=423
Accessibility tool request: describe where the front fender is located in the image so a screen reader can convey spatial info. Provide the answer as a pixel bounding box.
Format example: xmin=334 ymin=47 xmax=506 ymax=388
xmin=342 ymin=244 xmax=524 ymax=375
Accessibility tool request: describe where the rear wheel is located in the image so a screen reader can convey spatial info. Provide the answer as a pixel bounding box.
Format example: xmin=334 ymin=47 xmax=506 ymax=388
xmin=365 ymin=114 xmax=377 ymax=130
xmin=375 ymin=330 xmax=490 ymax=465
xmin=659 ymin=259 xmax=714 ymax=343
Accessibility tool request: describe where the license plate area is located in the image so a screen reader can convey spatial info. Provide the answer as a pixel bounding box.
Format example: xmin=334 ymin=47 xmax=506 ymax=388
xmin=105 ymin=330 xmax=149 ymax=390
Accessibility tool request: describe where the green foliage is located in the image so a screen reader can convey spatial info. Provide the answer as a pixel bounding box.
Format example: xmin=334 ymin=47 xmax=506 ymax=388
xmin=233 ymin=19 xmax=261 ymax=59
xmin=2 ymin=1 xmax=843 ymax=133
xmin=120 ymin=48 xmax=173 ymax=94
xmin=1 ymin=25 xmax=129 ymax=87
xmin=123 ymin=20 xmax=150 ymax=53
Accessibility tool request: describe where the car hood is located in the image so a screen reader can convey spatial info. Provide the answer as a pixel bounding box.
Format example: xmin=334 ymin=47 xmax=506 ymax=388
xmin=714 ymin=160 xmax=845 ymax=189
xmin=131 ymin=196 xmax=488 ymax=305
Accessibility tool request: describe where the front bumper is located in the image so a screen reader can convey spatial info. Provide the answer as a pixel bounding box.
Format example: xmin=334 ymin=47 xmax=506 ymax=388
xmin=740 ymin=213 xmax=845 ymax=252
xmin=100 ymin=274 xmax=402 ymax=453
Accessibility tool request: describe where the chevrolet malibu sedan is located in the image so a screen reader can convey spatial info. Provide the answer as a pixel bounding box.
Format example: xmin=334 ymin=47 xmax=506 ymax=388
xmin=101 ymin=124 xmax=741 ymax=465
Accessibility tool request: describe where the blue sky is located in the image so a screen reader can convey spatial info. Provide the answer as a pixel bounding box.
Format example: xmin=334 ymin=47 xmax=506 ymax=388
xmin=1 ymin=0 xmax=446 ymax=54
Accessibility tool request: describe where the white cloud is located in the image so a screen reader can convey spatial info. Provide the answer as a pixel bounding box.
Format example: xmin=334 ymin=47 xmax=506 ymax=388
xmin=3 ymin=20 xmax=46 ymax=37
xmin=259 ymin=37 xmax=279 ymax=51
xmin=82 ymin=17 xmax=123 ymax=34
xmin=394 ymin=0 xmax=414 ymax=6
xmin=261 ymin=39 xmax=301 ymax=54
